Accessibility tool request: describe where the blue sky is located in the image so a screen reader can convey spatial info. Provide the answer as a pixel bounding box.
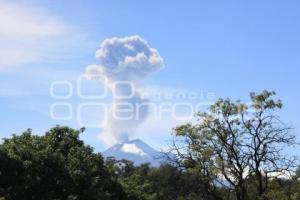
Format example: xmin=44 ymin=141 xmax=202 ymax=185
xmin=0 ymin=0 xmax=300 ymax=152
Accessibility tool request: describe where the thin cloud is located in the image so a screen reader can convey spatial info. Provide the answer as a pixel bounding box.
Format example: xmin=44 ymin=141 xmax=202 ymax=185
xmin=0 ymin=1 xmax=66 ymax=37
xmin=0 ymin=1 xmax=83 ymax=69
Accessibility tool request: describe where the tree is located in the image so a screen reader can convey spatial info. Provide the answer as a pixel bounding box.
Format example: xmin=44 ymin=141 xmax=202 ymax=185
xmin=243 ymin=91 xmax=296 ymax=199
xmin=0 ymin=148 xmax=25 ymax=199
xmin=105 ymin=158 xmax=217 ymax=200
xmin=171 ymin=91 xmax=297 ymax=200
xmin=148 ymin=164 xmax=216 ymax=200
xmin=0 ymin=126 xmax=126 ymax=200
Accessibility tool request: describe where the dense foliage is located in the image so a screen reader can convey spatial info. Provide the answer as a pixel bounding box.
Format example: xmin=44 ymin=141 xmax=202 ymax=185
xmin=0 ymin=91 xmax=299 ymax=200
xmin=0 ymin=126 xmax=126 ymax=200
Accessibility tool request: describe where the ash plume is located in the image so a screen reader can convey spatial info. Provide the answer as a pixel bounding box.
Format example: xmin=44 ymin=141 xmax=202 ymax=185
xmin=85 ymin=35 xmax=164 ymax=146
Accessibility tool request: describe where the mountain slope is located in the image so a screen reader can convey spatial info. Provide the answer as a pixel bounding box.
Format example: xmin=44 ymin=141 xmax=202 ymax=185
xmin=103 ymin=139 xmax=165 ymax=166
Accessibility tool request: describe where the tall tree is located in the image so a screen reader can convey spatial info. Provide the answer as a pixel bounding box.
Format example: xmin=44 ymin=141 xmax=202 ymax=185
xmin=171 ymin=91 xmax=297 ymax=200
xmin=243 ymin=91 xmax=296 ymax=199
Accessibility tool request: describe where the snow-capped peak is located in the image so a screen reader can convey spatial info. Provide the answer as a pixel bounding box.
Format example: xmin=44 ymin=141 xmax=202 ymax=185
xmin=103 ymin=139 xmax=166 ymax=166
xmin=121 ymin=143 xmax=149 ymax=157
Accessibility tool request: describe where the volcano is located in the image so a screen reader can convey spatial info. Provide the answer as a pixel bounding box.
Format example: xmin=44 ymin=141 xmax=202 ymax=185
xmin=103 ymin=139 xmax=166 ymax=166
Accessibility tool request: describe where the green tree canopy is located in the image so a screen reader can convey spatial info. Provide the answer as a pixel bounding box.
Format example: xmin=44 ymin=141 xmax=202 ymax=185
xmin=0 ymin=126 xmax=126 ymax=200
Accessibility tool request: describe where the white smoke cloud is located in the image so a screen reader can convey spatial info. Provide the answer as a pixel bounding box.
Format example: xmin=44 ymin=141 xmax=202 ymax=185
xmin=86 ymin=35 xmax=164 ymax=146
